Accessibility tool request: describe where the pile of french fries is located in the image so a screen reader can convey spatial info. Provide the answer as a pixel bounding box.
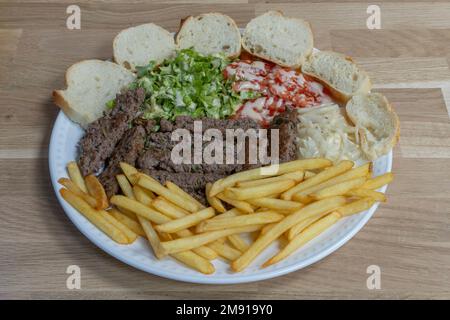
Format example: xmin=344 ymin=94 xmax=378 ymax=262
xmin=58 ymin=158 xmax=393 ymax=274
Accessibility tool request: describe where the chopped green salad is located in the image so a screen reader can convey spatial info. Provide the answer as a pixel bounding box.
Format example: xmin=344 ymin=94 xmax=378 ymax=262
xmin=127 ymin=48 xmax=250 ymax=120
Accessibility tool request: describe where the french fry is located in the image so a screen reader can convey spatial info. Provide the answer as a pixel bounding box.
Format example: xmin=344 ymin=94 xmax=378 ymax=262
xmin=197 ymin=211 xmax=283 ymax=233
xmin=119 ymin=162 xmax=139 ymax=185
xmin=171 ymin=250 xmax=215 ymax=274
xmin=152 ymin=197 xmax=189 ymax=219
xmin=157 ymin=230 xmax=173 ymax=241
xmin=209 ymin=158 xmax=332 ymax=196
xmin=336 ymin=197 xmax=376 ymax=217
xmin=155 ymin=207 xmax=215 ymax=233
xmin=133 ymin=185 xmax=154 ymax=207
xmin=236 ymin=171 xmax=304 ymax=188
xmin=266 ymin=193 xmax=281 ymax=199
xmin=116 ymin=205 xmax=138 ymax=221
xmin=190 ymin=245 xmax=218 ymax=260
xmin=138 ymin=216 xmax=165 ymax=259
xmin=225 ymin=180 xmax=296 ymax=200
xmin=212 ymin=208 xmax=245 ymax=220
xmin=116 ymin=174 xmax=135 ymax=199
xmin=287 ymin=214 xmax=328 ymax=240
xmin=310 ymin=177 xmax=366 ymax=200
xmin=216 ymin=193 xmax=254 ymax=213
xmin=163 ymin=228 xmax=217 ymax=260
xmin=247 ymin=197 xmax=303 ymax=212
xmin=158 ymin=231 xmax=216 ymax=273
xmin=282 ymin=160 xmax=354 ymax=200
xmin=362 ymin=172 xmax=394 ymax=190
xmin=227 ymin=234 xmax=250 ymax=252
xmin=160 ymin=225 xmax=263 ymax=255
xmin=67 ymin=161 xmax=87 ymax=193
xmin=215 ymin=237 xmax=227 ymax=244
xmin=126 ymin=196 xmax=217 ymax=260
xmin=292 ymin=163 xmax=371 ymax=201
xmin=110 ymin=195 xmax=169 ymax=224
xmin=206 ymin=182 xmax=226 ymax=213
xmin=61 ymin=156 xmax=392 ymax=275
xmin=107 ymin=208 xmax=145 ymax=237
xmin=260 ymin=222 xmax=276 ymax=236
xmin=292 ymin=194 xmax=314 ymax=204
xmin=137 ymin=174 xmax=200 ymax=212
xmin=168 ymin=229 xmax=217 ymax=260
xmin=208 ymin=241 xmax=241 ymax=261
xmin=346 ymin=188 xmax=387 ymax=202
xmin=85 ymin=175 xmax=109 ymax=210
xmin=231 ymin=196 xmax=346 ymax=272
xmin=304 ymin=171 xmax=316 ymax=179
xmin=141 ymin=186 xmax=156 ymax=199
xmin=263 ymin=212 xmax=341 ymax=267
xmin=60 ymin=189 xmax=128 ymax=244
xmin=99 ymin=210 xmax=138 ymax=243
xmin=126 ymin=195 xmax=218 ymax=259
xmin=165 ymin=180 xmax=205 ymax=209
xmin=58 ymin=177 xmax=97 ymax=208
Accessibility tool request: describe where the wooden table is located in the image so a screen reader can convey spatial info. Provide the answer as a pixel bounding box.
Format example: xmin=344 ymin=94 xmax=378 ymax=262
xmin=1 ymin=1 xmax=449 ymax=300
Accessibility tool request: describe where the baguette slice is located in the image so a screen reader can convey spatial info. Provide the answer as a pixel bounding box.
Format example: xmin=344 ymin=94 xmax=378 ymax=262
xmin=346 ymin=93 xmax=400 ymax=160
xmin=242 ymin=11 xmax=313 ymax=68
xmin=302 ymin=51 xmax=371 ymax=103
xmin=113 ymin=23 xmax=176 ymax=71
xmin=176 ymin=13 xmax=241 ymax=58
xmin=53 ymin=60 xmax=135 ymax=127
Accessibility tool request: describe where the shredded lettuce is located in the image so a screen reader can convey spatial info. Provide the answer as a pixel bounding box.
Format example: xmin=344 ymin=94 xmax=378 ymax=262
xmin=130 ymin=49 xmax=243 ymax=121
xmin=105 ymin=99 xmax=116 ymax=109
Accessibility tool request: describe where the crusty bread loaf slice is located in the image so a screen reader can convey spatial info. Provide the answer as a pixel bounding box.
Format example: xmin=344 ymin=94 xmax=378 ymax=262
xmin=113 ymin=23 xmax=176 ymax=71
xmin=176 ymin=13 xmax=241 ymax=58
xmin=53 ymin=60 xmax=135 ymax=127
xmin=242 ymin=11 xmax=313 ymax=68
xmin=346 ymin=93 xmax=400 ymax=160
xmin=302 ymin=51 xmax=371 ymax=103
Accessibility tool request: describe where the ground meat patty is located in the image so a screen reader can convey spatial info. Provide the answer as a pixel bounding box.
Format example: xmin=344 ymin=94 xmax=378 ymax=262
xmin=135 ymin=116 xmax=286 ymax=203
xmin=109 ymin=88 xmax=145 ymax=118
xmin=137 ymin=132 xmax=245 ymax=175
xmin=270 ymin=108 xmax=299 ymax=163
xmin=78 ymin=88 xmax=145 ymax=176
xmin=136 ymin=117 xmax=263 ymax=177
xmin=81 ymin=106 xmax=298 ymax=202
xmin=99 ymin=125 xmax=146 ymax=197
xmin=160 ymin=116 xmax=261 ymax=133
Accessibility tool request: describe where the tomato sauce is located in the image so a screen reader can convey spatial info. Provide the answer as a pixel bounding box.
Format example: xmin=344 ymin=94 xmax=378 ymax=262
xmin=224 ymin=58 xmax=332 ymax=127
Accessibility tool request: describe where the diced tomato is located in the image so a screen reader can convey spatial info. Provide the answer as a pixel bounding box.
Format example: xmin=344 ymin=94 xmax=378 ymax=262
xmin=226 ymin=59 xmax=332 ymax=126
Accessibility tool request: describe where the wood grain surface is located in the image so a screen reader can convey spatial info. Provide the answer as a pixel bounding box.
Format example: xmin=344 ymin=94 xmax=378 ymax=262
xmin=1 ymin=1 xmax=449 ymax=300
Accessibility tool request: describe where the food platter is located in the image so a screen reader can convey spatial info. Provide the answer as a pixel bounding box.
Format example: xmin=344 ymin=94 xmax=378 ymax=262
xmin=49 ymin=109 xmax=391 ymax=284
xmin=50 ymin=12 xmax=398 ymax=283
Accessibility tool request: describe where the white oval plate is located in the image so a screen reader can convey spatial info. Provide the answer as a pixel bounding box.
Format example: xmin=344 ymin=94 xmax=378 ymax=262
xmin=49 ymin=110 xmax=391 ymax=284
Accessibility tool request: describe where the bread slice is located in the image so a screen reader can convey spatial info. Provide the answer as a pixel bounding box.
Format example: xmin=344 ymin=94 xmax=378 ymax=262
xmin=242 ymin=11 xmax=313 ymax=68
xmin=53 ymin=60 xmax=135 ymax=127
xmin=176 ymin=13 xmax=241 ymax=58
xmin=302 ymin=51 xmax=371 ymax=103
xmin=346 ymin=93 xmax=400 ymax=160
xmin=113 ymin=23 xmax=176 ymax=71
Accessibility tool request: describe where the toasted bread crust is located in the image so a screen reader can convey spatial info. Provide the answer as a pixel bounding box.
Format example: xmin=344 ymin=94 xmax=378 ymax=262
xmin=53 ymin=59 xmax=135 ymax=127
xmin=176 ymin=12 xmax=241 ymax=58
xmin=302 ymin=52 xmax=372 ymax=103
xmin=303 ymin=70 xmax=372 ymax=104
xmin=346 ymin=93 xmax=400 ymax=159
xmin=175 ymin=15 xmax=193 ymax=44
xmin=52 ymin=90 xmax=91 ymax=127
xmin=242 ymin=11 xmax=314 ymax=68
xmin=113 ymin=23 xmax=175 ymax=71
